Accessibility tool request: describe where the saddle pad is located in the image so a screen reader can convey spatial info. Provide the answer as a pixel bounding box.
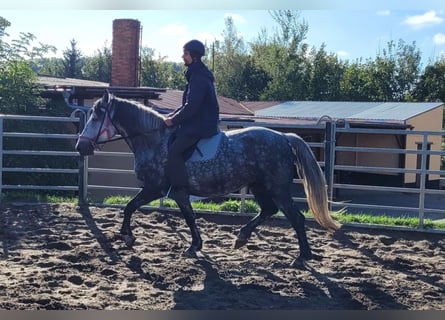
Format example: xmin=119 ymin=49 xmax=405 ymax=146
xmin=188 ymin=131 xmax=224 ymax=162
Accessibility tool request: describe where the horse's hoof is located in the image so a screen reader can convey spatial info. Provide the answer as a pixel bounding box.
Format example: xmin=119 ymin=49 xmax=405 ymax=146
xmin=123 ymin=235 xmax=136 ymax=248
xmin=182 ymin=247 xmax=198 ymax=259
xmin=234 ymin=238 xmax=248 ymax=249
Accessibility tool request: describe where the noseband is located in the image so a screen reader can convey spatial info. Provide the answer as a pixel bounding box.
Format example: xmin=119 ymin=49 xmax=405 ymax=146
xmin=79 ymin=101 xmax=119 ymax=150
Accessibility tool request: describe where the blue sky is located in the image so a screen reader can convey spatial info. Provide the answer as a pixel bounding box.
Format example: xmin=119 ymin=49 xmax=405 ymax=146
xmin=2 ymin=2 xmax=445 ymax=69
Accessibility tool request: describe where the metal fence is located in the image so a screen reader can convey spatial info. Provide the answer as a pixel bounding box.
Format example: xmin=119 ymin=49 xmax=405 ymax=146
xmin=0 ymin=113 xmax=444 ymax=230
xmin=325 ymin=122 xmax=445 ymax=228
xmin=0 ymin=113 xmax=81 ymax=198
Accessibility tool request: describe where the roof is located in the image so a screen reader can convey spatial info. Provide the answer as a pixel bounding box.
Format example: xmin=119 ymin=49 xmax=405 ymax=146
xmin=147 ymin=89 xmax=253 ymax=116
xmin=241 ymin=101 xmax=282 ymax=113
xmin=37 ymin=76 xmax=165 ymax=100
xmin=255 ymin=101 xmax=444 ymax=124
xmin=37 ymin=76 xmax=109 ymax=88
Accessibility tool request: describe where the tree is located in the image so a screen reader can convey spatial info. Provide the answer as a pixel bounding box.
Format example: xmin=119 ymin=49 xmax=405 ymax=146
xmin=339 ymin=40 xmax=421 ymax=102
xmin=393 ymin=39 xmax=421 ymax=101
xmin=62 ymin=38 xmax=83 ymax=78
xmin=211 ymin=16 xmax=250 ymax=100
xmin=83 ymin=43 xmax=112 ymax=83
xmin=34 ymin=57 xmax=65 ymax=77
xmin=414 ymin=57 xmax=445 ymax=102
xmin=308 ymin=44 xmax=344 ymax=101
xmin=0 ymin=60 xmax=40 ymax=113
xmin=0 ymin=16 xmax=12 ymax=61
xmin=250 ymin=10 xmax=311 ymax=100
xmin=368 ymin=39 xmax=421 ymax=101
xmin=139 ymin=47 xmax=185 ymax=89
xmin=339 ymin=59 xmax=374 ymax=101
xmin=239 ymin=56 xmax=271 ymax=101
xmin=0 ymin=16 xmax=55 ymax=114
xmin=140 ymin=47 xmax=167 ymax=87
xmin=413 ymin=57 xmax=445 ymax=128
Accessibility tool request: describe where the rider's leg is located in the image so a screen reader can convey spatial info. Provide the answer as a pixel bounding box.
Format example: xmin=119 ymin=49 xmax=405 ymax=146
xmin=166 ymin=136 xmax=198 ymax=201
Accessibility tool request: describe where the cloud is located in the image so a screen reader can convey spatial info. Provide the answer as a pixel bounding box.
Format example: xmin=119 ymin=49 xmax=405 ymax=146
xmin=159 ymin=23 xmax=188 ymax=36
xmin=433 ymin=33 xmax=445 ymax=45
xmin=376 ymin=10 xmax=390 ymax=16
xmin=403 ymin=10 xmax=444 ymax=29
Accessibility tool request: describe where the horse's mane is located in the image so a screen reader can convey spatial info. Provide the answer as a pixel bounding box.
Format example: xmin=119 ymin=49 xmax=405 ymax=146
xmin=111 ymin=96 xmax=165 ymax=133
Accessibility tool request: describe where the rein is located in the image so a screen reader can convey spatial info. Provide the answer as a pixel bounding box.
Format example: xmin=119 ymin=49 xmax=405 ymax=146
xmin=96 ymin=130 xmax=159 ymax=145
xmin=88 ymin=99 xmax=163 ymax=147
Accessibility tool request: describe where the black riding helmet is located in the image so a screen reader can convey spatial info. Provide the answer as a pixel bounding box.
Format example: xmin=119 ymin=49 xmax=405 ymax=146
xmin=183 ymin=39 xmax=205 ymax=59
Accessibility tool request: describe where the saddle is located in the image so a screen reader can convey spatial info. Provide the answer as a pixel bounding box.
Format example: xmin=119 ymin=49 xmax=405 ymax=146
xmin=168 ymin=131 xmax=224 ymax=162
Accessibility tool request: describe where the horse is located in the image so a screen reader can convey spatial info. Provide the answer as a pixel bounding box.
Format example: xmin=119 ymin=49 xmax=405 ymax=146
xmin=75 ymin=91 xmax=341 ymax=268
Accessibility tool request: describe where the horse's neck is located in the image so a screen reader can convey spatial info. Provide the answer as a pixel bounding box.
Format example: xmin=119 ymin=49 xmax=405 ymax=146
xmin=138 ymin=110 xmax=163 ymax=131
xmin=114 ymin=102 xmax=162 ymax=135
xmin=113 ymin=102 xmax=165 ymax=155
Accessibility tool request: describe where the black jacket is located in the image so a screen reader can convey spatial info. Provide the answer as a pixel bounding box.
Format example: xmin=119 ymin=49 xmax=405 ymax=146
xmin=169 ymin=60 xmax=219 ymax=138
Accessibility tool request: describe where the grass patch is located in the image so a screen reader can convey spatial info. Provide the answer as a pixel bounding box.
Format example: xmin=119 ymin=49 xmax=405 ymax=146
xmin=103 ymin=195 xmax=260 ymax=213
xmin=102 ymin=195 xmax=132 ymax=205
xmin=2 ymin=191 xmax=77 ymax=203
xmin=102 ymin=195 xmax=445 ymax=230
xmin=45 ymin=195 xmax=78 ymax=204
xmin=3 ymin=193 xmax=444 ymax=230
xmin=331 ymin=212 xmax=441 ymax=229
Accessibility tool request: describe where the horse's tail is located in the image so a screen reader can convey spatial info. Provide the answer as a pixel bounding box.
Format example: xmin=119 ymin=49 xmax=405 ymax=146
xmin=285 ymin=133 xmax=341 ymax=232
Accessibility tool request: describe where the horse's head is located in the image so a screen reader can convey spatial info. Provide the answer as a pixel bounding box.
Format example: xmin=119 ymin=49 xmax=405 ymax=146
xmin=75 ymin=90 xmax=119 ymax=156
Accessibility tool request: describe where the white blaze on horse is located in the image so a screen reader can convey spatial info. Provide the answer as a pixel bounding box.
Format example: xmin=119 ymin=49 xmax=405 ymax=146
xmin=75 ymin=91 xmax=340 ymax=268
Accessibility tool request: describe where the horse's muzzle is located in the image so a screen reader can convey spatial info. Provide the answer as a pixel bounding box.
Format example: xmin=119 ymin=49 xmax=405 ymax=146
xmin=75 ymin=138 xmax=95 ymax=156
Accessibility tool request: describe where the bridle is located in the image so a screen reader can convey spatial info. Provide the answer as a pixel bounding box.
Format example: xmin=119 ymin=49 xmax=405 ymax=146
xmin=79 ymin=98 xmax=164 ymax=150
xmin=78 ymin=99 xmax=127 ymax=151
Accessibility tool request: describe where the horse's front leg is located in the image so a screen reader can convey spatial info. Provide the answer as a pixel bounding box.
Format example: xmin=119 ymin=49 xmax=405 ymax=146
xmin=176 ymin=200 xmax=202 ymax=258
xmin=120 ymin=186 xmax=161 ymax=247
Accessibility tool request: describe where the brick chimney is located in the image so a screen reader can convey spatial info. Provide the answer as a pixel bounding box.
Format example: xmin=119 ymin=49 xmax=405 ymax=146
xmin=111 ymin=19 xmax=141 ymax=87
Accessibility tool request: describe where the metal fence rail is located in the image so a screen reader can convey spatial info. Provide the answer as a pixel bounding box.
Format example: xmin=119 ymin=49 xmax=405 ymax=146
xmin=0 ymin=114 xmax=81 ymax=199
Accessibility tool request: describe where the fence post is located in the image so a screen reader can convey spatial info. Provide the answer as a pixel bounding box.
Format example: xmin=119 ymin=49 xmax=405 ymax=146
xmin=417 ymin=134 xmax=429 ymax=228
xmin=324 ymin=121 xmax=336 ymax=210
xmin=76 ymin=111 xmax=88 ymax=205
xmin=240 ymin=187 xmax=246 ymax=214
xmin=0 ymin=118 xmax=3 ymax=204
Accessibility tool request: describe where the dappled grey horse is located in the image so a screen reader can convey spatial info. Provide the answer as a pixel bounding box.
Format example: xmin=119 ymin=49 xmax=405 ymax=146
xmin=75 ymin=91 xmax=340 ymax=267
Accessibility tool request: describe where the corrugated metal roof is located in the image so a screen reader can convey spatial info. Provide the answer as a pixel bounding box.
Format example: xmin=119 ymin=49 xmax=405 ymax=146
xmin=255 ymin=101 xmax=444 ymax=123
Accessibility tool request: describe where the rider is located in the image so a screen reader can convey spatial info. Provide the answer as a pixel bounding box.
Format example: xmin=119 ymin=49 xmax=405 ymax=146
xmin=163 ymin=39 xmax=220 ymax=202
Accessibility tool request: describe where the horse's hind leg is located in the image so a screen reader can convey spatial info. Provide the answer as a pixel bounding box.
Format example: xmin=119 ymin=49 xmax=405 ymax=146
xmin=235 ymin=184 xmax=278 ymax=249
xmin=274 ymin=191 xmax=312 ymax=268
